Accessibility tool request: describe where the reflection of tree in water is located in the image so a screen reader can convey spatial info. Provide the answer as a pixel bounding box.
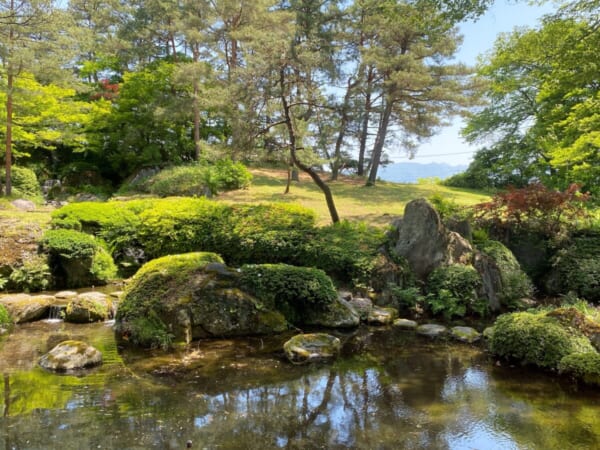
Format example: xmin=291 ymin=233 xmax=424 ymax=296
xmin=1 ymin=327 xmax=599 ymax=449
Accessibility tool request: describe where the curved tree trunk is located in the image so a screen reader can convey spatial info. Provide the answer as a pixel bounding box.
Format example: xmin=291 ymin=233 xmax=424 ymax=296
xmin=366 ymin=100 xmax=393 ymax=186
xmin=279 ymin=68 xmax=340 ymax=223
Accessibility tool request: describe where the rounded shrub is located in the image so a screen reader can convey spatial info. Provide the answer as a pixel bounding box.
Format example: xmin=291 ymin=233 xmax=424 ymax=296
xmin=239 ymin=263 xmax=337 ymax=324
xmin=426 ymin=264 xmax=484 ymax=319
xmin=148 ymin=165 xmax=209 ymax=197
xmin=42 ymin=229 xmax=117 ymax=288
xmin=209 ymin=159 xmax=253 ymax=191
xmin=489 ymin=310 xmax=596 ymax=369
xmin=1 ymin=166 xmax=41 ymax=198
xmin=558 ymin=352 xmax=600 ymax=386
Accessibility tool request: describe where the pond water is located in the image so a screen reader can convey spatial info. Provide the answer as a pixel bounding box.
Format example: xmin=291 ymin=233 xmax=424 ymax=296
xmin=0 ymin=321 xmax=599 ymax=450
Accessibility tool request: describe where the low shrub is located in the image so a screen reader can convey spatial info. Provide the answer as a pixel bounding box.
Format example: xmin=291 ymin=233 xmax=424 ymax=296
xmin=1 ymin=166 xmax=41 ymax=198
xmin=42 ymin=229 xmax=99 ymax=259
xmin=558 ymin=352 xmax=600 ymax=386
xmin=50 ymin=198 xmax=388 ymax=291
xmin=239 ymin=263 xmax=337 ymax=324
xmin=489 ymin=310 xmax=596 ymax=369
xmin=426 ymin=264 xmax=485 ymax=319
xmin=8 ymin=254 xmax=51 ymax=292
xmin=145 ymin=160 xmax=252 ymax=197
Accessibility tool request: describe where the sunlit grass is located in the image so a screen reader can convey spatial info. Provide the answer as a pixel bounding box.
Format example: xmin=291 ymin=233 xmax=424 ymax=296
xmin=217 ymin=168 xmax=490 ymax=225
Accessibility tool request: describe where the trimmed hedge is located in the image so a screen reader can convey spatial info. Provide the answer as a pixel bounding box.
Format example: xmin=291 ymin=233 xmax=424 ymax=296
xmin=239 ymin=263 xmax=337 ymax=324
xmin=50 ymin=199 xmax=385 ymax=288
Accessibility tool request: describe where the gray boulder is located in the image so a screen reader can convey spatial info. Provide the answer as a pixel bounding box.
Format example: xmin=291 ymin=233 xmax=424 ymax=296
xmin=367 ymin=307 xmax=398 ymax=325
xmin=39 ymin=340 xmax=102 ymax=371
xmin=393 ymin=318 xmax=418 ymax=330
xmin=347 ymin=296 xmax=373 ymax=321
xmin=283 ymin=333 xmax=342 ymax=364
xmin=392 ymin=199 xmax=472 ymax=280
xmin=10 ymin=199 xmax=36 ymax=211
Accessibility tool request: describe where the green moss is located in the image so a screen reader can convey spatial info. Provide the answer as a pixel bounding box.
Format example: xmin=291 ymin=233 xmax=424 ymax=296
xmin=239 ymin=263 xmax=338 ymax=325
xmin=477 ymin=239 xmax=533 ymax=305
xmin=42 ymin=229 xmax=98 ymax=259
xmin=489 ymin=310 xmax=596 ymax=369
xmin=558 ymin=352 xmax=600 ymax=386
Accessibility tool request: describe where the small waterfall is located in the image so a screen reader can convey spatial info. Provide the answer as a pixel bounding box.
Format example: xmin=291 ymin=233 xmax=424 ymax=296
xmin=46 ymin=305 xmax=66 ymax=323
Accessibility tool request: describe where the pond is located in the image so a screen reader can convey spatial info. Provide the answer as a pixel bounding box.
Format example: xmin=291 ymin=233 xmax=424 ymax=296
xmin=0 ymin=320 xmax=599 ymax=449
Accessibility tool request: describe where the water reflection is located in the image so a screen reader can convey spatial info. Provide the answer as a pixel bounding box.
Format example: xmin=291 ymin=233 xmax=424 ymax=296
xmin=0 ymin=323 xmax=599 ymax=449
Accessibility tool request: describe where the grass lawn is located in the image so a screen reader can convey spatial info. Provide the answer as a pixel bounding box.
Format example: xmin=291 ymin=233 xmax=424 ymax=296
xmin=218 ymin=168 xmax=490 ymax=225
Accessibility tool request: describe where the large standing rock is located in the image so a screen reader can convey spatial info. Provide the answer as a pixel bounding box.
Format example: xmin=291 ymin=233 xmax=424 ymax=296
xmin=39 ymin=340 xmax=102 ymax=371
xmin=392 ymin=199 xmax=472 ymax=280
xmin=283 ymin=333 xmax=342 ymax=364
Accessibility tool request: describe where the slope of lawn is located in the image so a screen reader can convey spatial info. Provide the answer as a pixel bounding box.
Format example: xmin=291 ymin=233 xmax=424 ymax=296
xmin=218 ymin=168 xmax=490 ymax=225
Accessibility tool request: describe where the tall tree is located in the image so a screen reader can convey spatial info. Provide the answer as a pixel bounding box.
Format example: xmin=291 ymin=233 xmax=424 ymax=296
xmin=1 ymin=0 xmax=73 ymax=195
xmin=461 ymin=9 xmax=600 ymax=194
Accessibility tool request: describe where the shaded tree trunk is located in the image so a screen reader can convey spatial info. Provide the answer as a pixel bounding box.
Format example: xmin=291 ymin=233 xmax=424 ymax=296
xmin=4 ymin=71 xmax=13 ymax=196
xmin=357 ymin=66 xmax=375 ymax=177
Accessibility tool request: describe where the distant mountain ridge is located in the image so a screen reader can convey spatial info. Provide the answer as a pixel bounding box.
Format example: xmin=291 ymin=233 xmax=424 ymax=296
xmin=378 ymin=162 xmax=467 ymax=183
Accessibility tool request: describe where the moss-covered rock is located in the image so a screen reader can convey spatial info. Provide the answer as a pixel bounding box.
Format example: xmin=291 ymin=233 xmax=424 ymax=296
xmin=558 ymin=352 xmax=600 ymax=386
xmin=115 ymin=253 xmax=288 ymax=349
xmin=38 ymin=340 xmax=102 ymax=371
xmin=489 ymin=310 xmax=596 ymax=370
xmin=42 ymin=229 xmax=117 ymax=288
xmin=64 ymin=292 xmax=112 ymax=323
xmin=476 ymin=239 xmax=534 ymax=308
xmin=367 ymin=307 xmax=398 ymax=325
xmin=283 ymin=333 xmax=342 ymax=364
xmin=416 ymin=324 xmax=448 ymax=338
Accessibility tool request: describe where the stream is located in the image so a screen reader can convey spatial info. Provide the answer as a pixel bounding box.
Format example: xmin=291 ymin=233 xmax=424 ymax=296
xmin=1 ymin=319 xmax=599 ymax=449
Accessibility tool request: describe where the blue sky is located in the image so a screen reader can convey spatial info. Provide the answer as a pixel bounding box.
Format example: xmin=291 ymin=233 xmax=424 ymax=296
xmin=388 ymin=0 xmax=556 ymax=166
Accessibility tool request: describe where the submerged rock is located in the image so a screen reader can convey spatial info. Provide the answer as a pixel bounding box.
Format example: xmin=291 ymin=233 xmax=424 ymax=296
xmin=283 ymin=333 xmax=342 ymax=364
xmin=450 ymin=326 xmax=481 ymax=344
xmin=416 ymin=324 xmax=448 ymax=338
xmin=39 ymin=340 xmax=102 ymax=371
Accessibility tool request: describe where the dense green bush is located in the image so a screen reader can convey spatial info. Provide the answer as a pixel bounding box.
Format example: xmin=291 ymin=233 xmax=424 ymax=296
xmin=489 ymin=310 xmax=596 ymax=369
xmin=0 ymin=304 xmax=10 ymax=327
xmin=558 ymin=352 xmax=600 ymax=386
xmin=42 ymin=229 xmax=117 ymax=288
xmin=239 ymin=263 xmax=337 ymax=324
xmin=1 ymin=166 xmax=41 ymax=198
xmin=145 ymin=160 xmax=252 ymax=197
xmin=477 ymin=239 xmax=534 ymax=305
xmin=546 ymin=231 xmax=600 ymax=302
xmin=8 ymin=254 xmax=51 ymax=292
xmin=426 ymin=264 xmax=484 ymax=319
xmin=50 ymin=198 xmax=387 ymax=289
xmin=297 ymin=221 xmax=387 ymax=286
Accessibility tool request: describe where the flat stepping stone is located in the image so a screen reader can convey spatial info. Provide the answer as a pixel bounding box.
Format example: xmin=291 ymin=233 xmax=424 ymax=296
xmin=367 ymin=307 xmax=398 ymax=325
xmin=416 ymin=324 xmax=447 ymax=338
xmin=393 ymin=318 xmax=418 ymax=330
xmin=39 ymin=340 xmax=102 ymax=371
xmin=283 ymin=333 xmax=341 ymax=364
xmin=450 ymin=326 xmax=481 ymax=344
